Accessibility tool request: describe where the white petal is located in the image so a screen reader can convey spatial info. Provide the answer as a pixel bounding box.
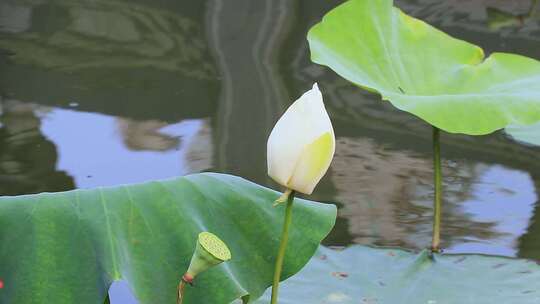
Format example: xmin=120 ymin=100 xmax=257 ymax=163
xmin=267 ymin=83 xmax=335 ymax=193
xmin=287 ymin=131 xmax=335 ymax=194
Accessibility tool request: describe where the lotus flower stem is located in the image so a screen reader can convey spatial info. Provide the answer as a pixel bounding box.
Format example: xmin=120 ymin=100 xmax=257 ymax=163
xmin=177 ymin=277 xmax=189 ymax=304
xmin=271 ymin=190 xmax=296 ymax=304
xmin=104 ymin=294 xmax=110 ymax=304
xmin=177 ymin=282 xmax=184 ymax=304
xmin=431 ymin=127 xmax=442 ymax=252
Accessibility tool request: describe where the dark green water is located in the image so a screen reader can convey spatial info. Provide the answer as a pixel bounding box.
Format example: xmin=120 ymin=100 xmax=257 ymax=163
xmin=1 ymin=0 xmax=540 ymax=278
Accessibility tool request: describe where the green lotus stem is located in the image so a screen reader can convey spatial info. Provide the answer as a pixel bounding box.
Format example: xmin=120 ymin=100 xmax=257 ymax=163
xmin=273 ymin=189 xmax=293 ymax=206
xmin=177 ymin=280 xmax=187 ymax=304
xmin=271 ymin=190 xmax=296 ymax=304
xmin=104 ymin=294 xmax=110 ymax=304
xmin=431 ymin=127 xmax=442 ymax=252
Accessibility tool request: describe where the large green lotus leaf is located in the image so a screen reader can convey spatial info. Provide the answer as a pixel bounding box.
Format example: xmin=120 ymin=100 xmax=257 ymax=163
xmin=255 ymin=245 xmax=540 ymax=303
xmin=0 ymin=173 xmax=336 ymax=304
xmin=308 ymin=0 xmax=540 ymax=135
xmin=506 ymin=122 xmax=540 ymax=146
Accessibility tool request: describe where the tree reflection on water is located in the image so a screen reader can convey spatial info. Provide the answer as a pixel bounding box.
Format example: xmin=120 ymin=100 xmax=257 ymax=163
xmin=0 ymin=98 xmax=74 ymax=195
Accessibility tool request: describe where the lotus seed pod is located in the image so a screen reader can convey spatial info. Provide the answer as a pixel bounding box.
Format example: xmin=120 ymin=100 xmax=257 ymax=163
xmin=185 ymin=232 xmax=232 ymax=279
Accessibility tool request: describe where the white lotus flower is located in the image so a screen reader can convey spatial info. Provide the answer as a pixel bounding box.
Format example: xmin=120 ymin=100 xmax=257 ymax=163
xmin=267 ymin=83 xmax=335 ymax=195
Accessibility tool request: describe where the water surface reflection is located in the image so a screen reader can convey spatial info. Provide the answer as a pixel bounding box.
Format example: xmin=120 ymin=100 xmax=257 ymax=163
xmin=40 ymin=108 xmax=212 ymax=188
xmin=0 ymin=99 xmax=74 ymax=195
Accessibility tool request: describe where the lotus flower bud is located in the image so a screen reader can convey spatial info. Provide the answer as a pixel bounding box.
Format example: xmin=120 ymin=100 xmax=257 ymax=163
xmin=267 ymin=83 xmax=335 ymax=195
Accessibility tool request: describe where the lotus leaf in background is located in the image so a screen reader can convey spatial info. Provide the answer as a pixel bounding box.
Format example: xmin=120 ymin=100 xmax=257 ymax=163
xmin=506 ymin=122 xmax=540 ymax=146
xmin=255 ymin=246 xmax=540 ymax=304
xmin=308 ymin=0 xmax=540 ymax=253
xmin=307 ymin=0 xmax=540 ymax=135
xmin=0 ymin=173 xmax=337 ymax=304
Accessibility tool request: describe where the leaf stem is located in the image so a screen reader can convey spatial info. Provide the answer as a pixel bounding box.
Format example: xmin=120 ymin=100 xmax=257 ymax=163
xmin=431 ymin=127 xmax=442 ymax=253
xmin=270 ymin=190 xmax=296 ymax=304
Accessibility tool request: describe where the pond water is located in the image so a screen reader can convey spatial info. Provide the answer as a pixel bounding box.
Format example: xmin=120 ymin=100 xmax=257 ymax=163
xmin=1 ymin=0 xmax=540 ymax=301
